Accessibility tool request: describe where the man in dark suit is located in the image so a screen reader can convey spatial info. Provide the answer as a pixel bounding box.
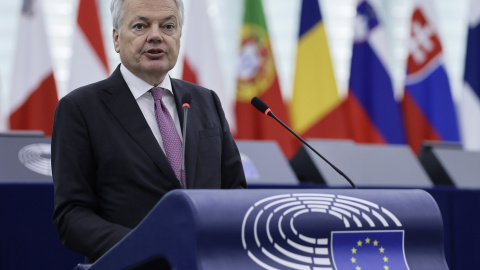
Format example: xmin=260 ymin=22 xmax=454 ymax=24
xmin=51 ymin=0 xmax=246 ymax=263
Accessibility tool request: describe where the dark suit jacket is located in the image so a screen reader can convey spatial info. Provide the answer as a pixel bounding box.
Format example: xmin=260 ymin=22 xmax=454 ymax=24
xmin=51 ymin=65 xmax=246 ymax=262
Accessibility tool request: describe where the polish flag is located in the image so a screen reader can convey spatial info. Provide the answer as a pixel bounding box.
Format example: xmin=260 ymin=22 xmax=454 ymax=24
xmin=181 ymin=0 xmax=234 ymax=131
xmin=9 ymin=0 xmax=58 ymax=136
xmin=67 ymin=0 xmax=109 ymax=95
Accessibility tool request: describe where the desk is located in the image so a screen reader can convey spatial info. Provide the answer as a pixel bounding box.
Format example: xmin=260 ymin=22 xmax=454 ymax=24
xmin=0 ymin=183 xmax=477 ymax=270
xmin=0 ymin=183 xmax=83 ymax=269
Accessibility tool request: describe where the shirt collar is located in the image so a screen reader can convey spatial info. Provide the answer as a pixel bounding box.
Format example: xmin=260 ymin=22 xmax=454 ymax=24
xmin=120 ymin=64 xmax=174 ymax=99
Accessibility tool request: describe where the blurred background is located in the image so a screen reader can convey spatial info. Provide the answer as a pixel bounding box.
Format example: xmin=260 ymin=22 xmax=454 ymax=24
xmin=0 ymin=0 xmax=468 ymax=115
xmin=1 ymin=1 xmax=479 ymax=269
xmin=0 ymin=0 xmax=470 ymax=102
xmin=0 ymin=0 xmax=475 ymax=158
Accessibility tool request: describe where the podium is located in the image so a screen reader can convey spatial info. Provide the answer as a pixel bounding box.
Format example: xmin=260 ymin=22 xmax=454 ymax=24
xmin=81 ymin=189 xmax=447 ymax=269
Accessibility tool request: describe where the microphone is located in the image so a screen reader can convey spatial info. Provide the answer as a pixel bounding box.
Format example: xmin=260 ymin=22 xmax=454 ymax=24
xmin=180 ymin=93 xmax=192 ymax=188
xmin=250 ymin=97 xmax=357 ymax=189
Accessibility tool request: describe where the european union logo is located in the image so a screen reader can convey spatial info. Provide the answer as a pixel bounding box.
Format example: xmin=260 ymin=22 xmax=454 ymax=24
xmin=331 ymin=230 xmax=409 ymax=270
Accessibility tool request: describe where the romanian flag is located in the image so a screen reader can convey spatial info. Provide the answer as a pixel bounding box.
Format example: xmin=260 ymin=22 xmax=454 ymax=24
xmin=345 ymin=0 xmax=405 ymax=144
xmin=402 ymin=0 xmax=460 ymax=153
xmin=460 ymin=0 xmax=480 ymax=151
xmin=290 ymin=0 xmax=349 ymax=143
xmin=235 ymin=0 xmax=294 ymax=158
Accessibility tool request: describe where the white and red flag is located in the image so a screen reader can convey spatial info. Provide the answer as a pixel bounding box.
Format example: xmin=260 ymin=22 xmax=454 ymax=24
xmin=181 ymin=0 xmax=234 ymax=131
xmin=67 ymin=0 xmax=109 ymax=94
xmin=9 ymin=0 xmax=58 ymax=136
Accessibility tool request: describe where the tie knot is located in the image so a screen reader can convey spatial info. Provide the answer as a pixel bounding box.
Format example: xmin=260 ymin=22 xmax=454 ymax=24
xmin=150 ymin=87 xmax=164 ymax=101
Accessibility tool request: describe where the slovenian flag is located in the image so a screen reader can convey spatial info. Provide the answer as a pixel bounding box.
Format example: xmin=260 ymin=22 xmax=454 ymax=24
xmin=460 ymin=0 xmax=480 ymax=151
xmin=290 ymin=0 xmax=349 ymax=145
xmin=345 ymin=0 xmax=405 ymax=144
xmin=402 ymin=0 xmax=460 ymax=153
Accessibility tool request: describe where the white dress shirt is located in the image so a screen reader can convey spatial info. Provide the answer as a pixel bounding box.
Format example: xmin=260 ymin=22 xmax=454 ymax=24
xmin=120 ymin=64 xmax=183 ymax=154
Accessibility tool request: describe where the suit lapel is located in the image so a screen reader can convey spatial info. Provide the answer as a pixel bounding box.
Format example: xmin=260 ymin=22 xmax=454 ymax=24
xmin=171 ymin=79 xmax=198 ymax=189
xmin=101 ymin=66 xmax=181 ymax=187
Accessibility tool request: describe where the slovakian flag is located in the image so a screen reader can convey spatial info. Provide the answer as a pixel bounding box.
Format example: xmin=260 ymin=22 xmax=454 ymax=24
xmin=182 ymin=0 xmax=235 ymax=131
xmin=402 ymin=0 xmax=460 ymax=153
xmin=9 ymin=0 xmax=58 ymax=136
xmin=345 ymin=0 xmax=405 ymax=144
xmin=331 ymin=230 xmax=410 ymax=270
xmin=235 ymin=0 xmax=294 ymax=158
xmin=460 ymin=0 xmax=480 ymax=151
xmin=290 ymin=0 xmax=349 ymax=145
xmin=67 ymin=0 xmax=109 ymax=94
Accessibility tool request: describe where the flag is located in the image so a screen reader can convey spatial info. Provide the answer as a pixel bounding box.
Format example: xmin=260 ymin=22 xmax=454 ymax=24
xmin=402 ymin=0 xmax=460 ymax=153
xmin=9 ymin=0 xmax=58 ymax=136
xmin=345 ymin=0 xmax=405 ymax=144
xmin=67 ymin=0 xmax=109 ymax=94
xmin=460 ymin=0 xmax=480 ymax=151
xmin=235 ymin=0 xmax=294 ymax=158
xmin=0 ymin=75 xmax=5 ymax=131
xmin=331 ymin=230 xmax=410 ymax=270
xmin=290 ymin=0 xmax=349 ymax=143
xmin=182 ymin=0 xmax=235 ymax=131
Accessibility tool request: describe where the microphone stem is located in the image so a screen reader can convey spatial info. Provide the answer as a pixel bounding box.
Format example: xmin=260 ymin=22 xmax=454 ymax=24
xmin=269 ymin=112 xmax=357 ymax=189
xmin=180 ymin=107 xmax=188 ymax=189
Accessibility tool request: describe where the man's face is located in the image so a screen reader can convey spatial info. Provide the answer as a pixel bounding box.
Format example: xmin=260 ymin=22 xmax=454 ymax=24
xmin=113 ymin=0 xmax=181 ymax=85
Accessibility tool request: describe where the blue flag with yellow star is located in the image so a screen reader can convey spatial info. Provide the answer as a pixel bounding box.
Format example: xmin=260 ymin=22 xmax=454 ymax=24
xmin=331 ymin=230 xmax=409 ymax=270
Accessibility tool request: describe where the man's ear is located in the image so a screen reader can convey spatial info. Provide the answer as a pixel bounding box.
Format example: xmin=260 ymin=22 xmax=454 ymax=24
xmin=113 ymin=28 xmax=120 ymax=53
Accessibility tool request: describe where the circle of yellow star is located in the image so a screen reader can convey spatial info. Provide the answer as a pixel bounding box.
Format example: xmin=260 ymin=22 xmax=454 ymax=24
xmin=365 ymin=237 xmax=371 ymax=244
xmin=351 ymin=247 xmax=357 ymax=254
xmin=379 ymin=246 xmax=385 ymax=253
xmin=357 ymin=240 xmax=363 ymax=247
xmin=351 ymin=257 xmax=357 ymax=263
xmin=383 ymin=256 xmax=389 ymax=262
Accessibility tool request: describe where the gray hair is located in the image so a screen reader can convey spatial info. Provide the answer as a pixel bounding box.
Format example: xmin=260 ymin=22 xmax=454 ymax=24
xmin=110 ymin=0 xmax=184 ymax=35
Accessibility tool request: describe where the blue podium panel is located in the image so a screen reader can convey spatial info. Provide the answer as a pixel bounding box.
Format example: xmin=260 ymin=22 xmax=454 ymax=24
xmin=88 ymin=189 xmax=447 ymax=270
xmin=0 ymin=134 xmax=52 ymax=183
xmin=291 ymin=139 xmax=433 ymax=188
xmin=0 ymin=184 xmax=84 ymax=270
xmin=236 ymin=140 xmax=298 ymax=185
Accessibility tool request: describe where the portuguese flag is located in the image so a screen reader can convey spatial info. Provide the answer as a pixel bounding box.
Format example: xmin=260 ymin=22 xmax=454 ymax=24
xmin=235 ymin=0 xmax=294 ymax=158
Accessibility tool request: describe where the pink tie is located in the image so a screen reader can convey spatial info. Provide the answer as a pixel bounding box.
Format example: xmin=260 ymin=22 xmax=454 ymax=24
xmin=150 ymin=87 xmax=185 ymax=187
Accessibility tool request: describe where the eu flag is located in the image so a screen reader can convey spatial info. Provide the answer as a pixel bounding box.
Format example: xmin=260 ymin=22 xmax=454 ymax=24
xmin=331 ymin=230 xmax=409 ymax=270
